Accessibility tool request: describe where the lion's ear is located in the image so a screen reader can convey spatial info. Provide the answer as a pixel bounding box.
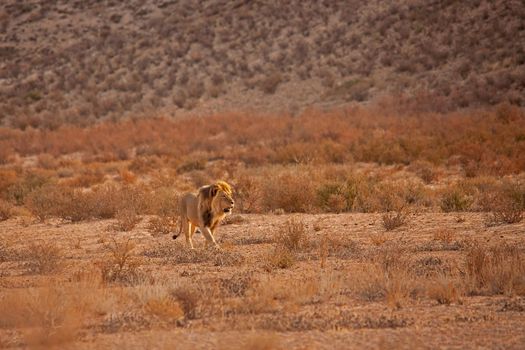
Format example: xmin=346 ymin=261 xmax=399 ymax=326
xmin=210 ymin=184 xmax=218 ymax=197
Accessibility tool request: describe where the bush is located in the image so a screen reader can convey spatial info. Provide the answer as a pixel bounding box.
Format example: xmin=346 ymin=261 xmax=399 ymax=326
xmin=275 ymin=218 xmax=309 ymax=252
xmin=25 ymin=241 xmax=63 ymax=274
xmin=0 ymin=199 xmax=12 ymax=221
xmin=465 ymin=243 xmax=525 ymax=295
xmin=259 ymin=72 xmax=282 ymax=94
xmin=440 ymin=186 xmax=473 ymax=212
xmin=382 ymin=209 xmax=409 ymax=231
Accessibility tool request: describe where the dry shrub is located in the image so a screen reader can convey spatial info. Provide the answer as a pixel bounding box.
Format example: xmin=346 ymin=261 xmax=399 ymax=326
xmin=133 ymin=285 xmax=184 ymax=323
xmin=440 ymin=185 xmax=473 ymax=212
xmin=113 ymin=208 xmax=141 ymax=231
xmin=0 ymin=285 xmax=85 ymax=347
xmin=261 ymin=170 xmax=316 ymax=213
xmin=0 ymin=198 xmax=13 ymax=221
xmin=147 ymin=216 xmax=178 ymax=235
xmin=275 ymin=218 xmax=309 ymax=252
xmin=234 ymin=174 xmax=262 ymax=213
xmin=381 ymin=208 xmax=409 ymax=231
xmin=484 ymin=181 xmax=524 ymax=225
xmin=26 ymin=183 xmax=149 ymax=222
xmin=25 ymin=241 xmax=62 ymax=274
xmin=317 ymin=178 xmax=358 ymax=212
xmin=427 ymin=275 xmax=463 ymax=305
xmin=219 ymin=273 xmax=253 ymax=297
xmin=7 ymin=171 xmax=51 ymax=205
xmin=98 ymin=238 xmax=143 ymax=285
xmin=259 ymin=72 xmax=282 ymax=94
xmin=349 ymin=246 xmax=414 ymax=307
xmin=171 ymin=285 xmax=201 ymax=319
xmin=465 ymin=243 xmax=525 ymax=296
xmin=408 ymin=160 xmax=439 ymax=184
xmin=264 ymin=247 xmax=296 ymax=271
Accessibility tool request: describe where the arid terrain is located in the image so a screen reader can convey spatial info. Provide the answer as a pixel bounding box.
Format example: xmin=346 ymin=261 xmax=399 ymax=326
xmin=1 ymin=0 xmax=525 ymax=349
xmin=0 ymin=104 xmax=524 ymax=349
xmin=1 ymin=0 xmax=525 ymax=128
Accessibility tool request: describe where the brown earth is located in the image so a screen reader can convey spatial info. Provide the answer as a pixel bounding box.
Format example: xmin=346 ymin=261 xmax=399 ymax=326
xmin=1 ymin=212 xmax=524 ymax=349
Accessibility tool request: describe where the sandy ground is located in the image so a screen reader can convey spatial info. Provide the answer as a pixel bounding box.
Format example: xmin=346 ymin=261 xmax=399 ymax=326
xmin=1 ymin=212 xmax=524 ymax=349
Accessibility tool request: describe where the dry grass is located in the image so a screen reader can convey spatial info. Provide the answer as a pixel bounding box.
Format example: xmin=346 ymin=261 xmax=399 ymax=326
xmin=381 ymin=209 xmax=409 ymax=231
xmin=98 ymin=238 xmax=143 ymax=285
xmin=427 ymin=276 xmax=463 ymax=305
xmin=0 ymin=285 xmax=85 ymax=347
xmin=465 ymin=243 xmax=525 ymax=296
xmin=25 ymin=241 xmax=63 ymax=274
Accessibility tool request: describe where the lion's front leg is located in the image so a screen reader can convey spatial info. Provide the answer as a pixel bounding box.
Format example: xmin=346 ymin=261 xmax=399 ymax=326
xmin=185 ymin=221 xmax=195 ymax=249
xmin=201 ymin=226 xmax=219 ymax=249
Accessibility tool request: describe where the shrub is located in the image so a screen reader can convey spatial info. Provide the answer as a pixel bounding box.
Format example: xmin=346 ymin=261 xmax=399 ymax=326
xmin=171 ymin=285 xmax=201 ymax=319
xmin=440 ymin=186 xmax=473 ymax=212
xmin=261 ymin=171 xmax=316 ymax=213
xmin=465 ymin=243 xmax=525 ymax=295
xmin=485 ymin=181 xmax=524 ymax=225
xmin=259 ymin=72 xmax=282 ymax=94
xmin=382 ymin=209 xmax=409 ymax=231
xmin=147 ymin=216 xmax=178 ymax=235
xmin=113 ymin=208 xmax=141 ymax=231
xmin=0 ymin=199 xmax=12 ymax=221
xmin=25 ymin=241 xmax=62 ymax=274
xmin=317 ymin=179 xmax=358 ymax=213
xmin=98 ymin=238 xmax=143 ymax=285
xmin=427 ymin=276 xmax=463 ymax=305
xmin=275 ymin=218 xmax=309 ymax=252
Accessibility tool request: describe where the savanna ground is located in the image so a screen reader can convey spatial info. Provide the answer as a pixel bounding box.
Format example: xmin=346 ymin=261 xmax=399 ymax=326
xmin=0 ymin=104 xmax=525 ymax=349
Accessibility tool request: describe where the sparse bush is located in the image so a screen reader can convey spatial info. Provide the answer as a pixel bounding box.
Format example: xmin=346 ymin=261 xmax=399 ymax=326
xmin=275 ymin=218 xmax=309 ymax=252
xmin=0 ymin=199 xmax=13 ymax=221
xmin=171 ymin=285 xmax=201 ymax=319
xmin=465 ymin=243 xmax=525 ymax=296
xmin=98 ymin=239 xmax=143 ymax=285
xmin=25 ymin=241 xmax=62 ymax=274
xmin=485 ymin=181 xmax=524 ymax=225
xmin=259 ymin=72 xmax=282 ymax=94
xmin=440 ymin=186 xmax=473 ymax=212
xmin=427 ymin=276 xmax=463 ymax=305
xmin=381 ymin=209 xmax=409 ymax=231
xmin=147 ymin=216 xmax=178 ymax=235
xmin=113 ymin=208 xmax=141 ymax=232
xmin=265 ymin=247 xmax=296 ymax=271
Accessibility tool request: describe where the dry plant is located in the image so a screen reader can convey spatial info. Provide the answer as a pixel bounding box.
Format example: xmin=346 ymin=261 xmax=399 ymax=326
xmin=0 ymin=284 xmax=86 ymax=347
xmin=381 ymin=208 xmax=409 ymax=231
xmin=147 ymin=215 xmax=178 ymax=235
xmin=275 ymin=218 xmax=309 ymax=252
xmin=98 ymin=238 xmax=143 ymax=285
xmin=25 ymin=241 xmax=63 ymax=274
xmin=170 ymin=285 xmax=202 ymax=320
xmin=484 ymin=182 xmax=524 ymax=225
xmin=427 ymin=275 xmax=463 ymax=305
xmin=0 ymin=199 xmax=12 ymax=221
xmin=465 ymin=243 xmax=525 ymax=296
xmin=113 ymin=208 xmax=142 ymax=231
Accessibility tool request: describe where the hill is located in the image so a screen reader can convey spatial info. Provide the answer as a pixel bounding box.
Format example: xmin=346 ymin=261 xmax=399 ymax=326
xmin=0 ymin=0 xmax=524 ymax=128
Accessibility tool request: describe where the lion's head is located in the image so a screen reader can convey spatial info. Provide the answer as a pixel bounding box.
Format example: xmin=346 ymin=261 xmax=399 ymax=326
xmin=198 ymin=181 xmax=234 ymax=226
xmin=210 ymin=181 xmax=234 ymax=214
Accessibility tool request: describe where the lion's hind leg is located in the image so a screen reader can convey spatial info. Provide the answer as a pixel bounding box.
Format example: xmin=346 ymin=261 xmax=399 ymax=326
xmin=184 ymin=219 xmax=195 ymax=249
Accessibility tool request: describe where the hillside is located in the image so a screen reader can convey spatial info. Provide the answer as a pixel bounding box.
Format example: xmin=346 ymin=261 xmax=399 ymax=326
xmin=0 ymin=0 xmax=524 ymax=128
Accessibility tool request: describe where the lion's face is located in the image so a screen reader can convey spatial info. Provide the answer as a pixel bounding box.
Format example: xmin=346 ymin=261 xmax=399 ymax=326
xmin=213 ymin=190 xmax=234 ymax=215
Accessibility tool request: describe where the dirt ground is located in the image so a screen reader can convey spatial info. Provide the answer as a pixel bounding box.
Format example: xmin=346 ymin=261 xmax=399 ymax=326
xmin=1 ymin=212 xmax=524 ymax=349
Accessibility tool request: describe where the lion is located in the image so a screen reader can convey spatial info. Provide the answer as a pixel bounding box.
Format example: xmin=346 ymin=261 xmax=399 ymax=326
xmin=173 ymin=181 xmax=234 ymax=249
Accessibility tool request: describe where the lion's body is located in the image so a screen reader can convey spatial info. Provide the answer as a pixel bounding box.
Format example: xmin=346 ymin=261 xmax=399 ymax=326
xmin=174 ymin=181 xmax=234 ymax=249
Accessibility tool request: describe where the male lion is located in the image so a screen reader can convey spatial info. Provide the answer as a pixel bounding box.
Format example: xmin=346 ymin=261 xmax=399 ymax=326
xmin=173 ymin=181 xmax=234 ymax=249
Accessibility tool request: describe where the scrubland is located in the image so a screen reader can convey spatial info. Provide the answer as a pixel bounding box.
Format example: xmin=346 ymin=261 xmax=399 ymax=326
xmin=0 ymin=103 xmax=524 ymax=349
